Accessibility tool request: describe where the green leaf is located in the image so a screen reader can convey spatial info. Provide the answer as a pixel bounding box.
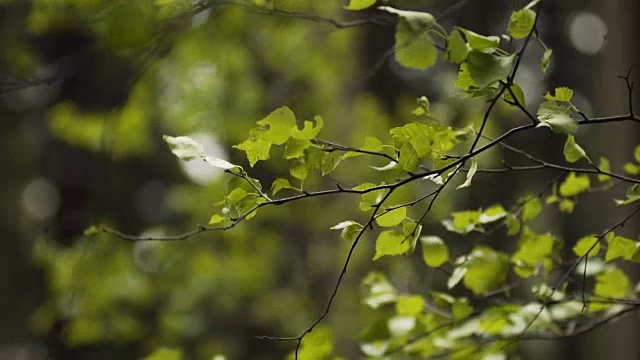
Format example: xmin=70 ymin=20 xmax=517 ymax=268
xmin=256 ymin=106 xmax=296 ymax=145
xmin=511 ymin=227 xmax=554 ymax=278
xmin=398 ymin=142 xmax=419 ymax=172
xmin=508 ymin=8 xmax=536 ymax=39
xmin=289 ymin=160 xmax=309 ymax=180
xmin=592 ymin=267 xmax=631 ymax=310
xmin=331 ymin=221 xmax=364 ymax=242
xmin=455 ymin=63 xmax=475 ymax=90
xmin=271 ymin=178 xmax=294 ymax=195
xmin=623 ymin=162 xmax=640 ymax=176
xmin=284 ymin=138 xmax=310 ymax=159
xmin=563 ymin=135 xmax=587 ymax=163
xmin=390 ymin=122 xmax=433 ymax=158
xmin=522 ymin=196 xmax=542 ymax=222
xmin=605 ymin=235 xmax=638 ymax=262
xmin=573 ymin=235 xmax=600 ymax=257
xmin=505 ymin=82 xmax=526 ymax=107
xmin=163 ymin=135 xmax=205 ymax=161
xmin=292 ymin=115 xmax=323 ymax=141
xmin=144 ymin=348 xmax=182 ymax=360
xmin=457 ymin=159 xmax=478 ymax=189
xmin=544 ymin=87 xmax=574 ymax=102
xmin=463 ymin=247 xmax=509 ymax=295
xmin=235 ymin=130 xmax=271 ymax=166
xmin=379 ymin=7 xmax=437 ymax=32
xmin=466 ymin=51 xmax=516 ymax=88
xmin=344 ymin=0 xmax=376 ymax=10
xmin=446 ymin=29 xmax=469 ymax=63
xmin=540 ymin=48 xmax=552 ymax=74
xmin=396 ymin=295 xmax=425 ymax=316
xmin=597 ymin=157 xmax=611 ymax=182
xmin=536 ymin=101 xmax=578 ymax=135
xmin=443 ymin=210 xmax=482 ymax=235
xmin=376 ymin=207 xmax=407 ymax=227
xmin=506 ymin=214 xmax=521 ymax=236
xmin=362 ymin=136 xmax=385 ymax=152
xmin=295 ymin=326 xmax=334 ymax=360
xmin=459 ymin=28 xmax=501 ymax=50
xmin=421 ymin=236 xmax=449 ymax=267
xmin=355 ymin=183 xmax=385 ymax=211
xmin=208 ymin=214 xmax=224 ymax=225
xmin=382 ymin=7 xmax=438 ymax=69
xmin=559 ymin=172 xmax=590 ymax=197
xmin=374 ymin=230 xmax=412 ymax=260
xmin=204 ymin=156 xmax=236 ymax=170
xmin=635 ymin=145 xmax=640 ymax=163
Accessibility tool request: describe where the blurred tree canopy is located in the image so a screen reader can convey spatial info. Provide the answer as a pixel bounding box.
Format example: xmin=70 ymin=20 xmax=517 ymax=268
xmin=1 ymin=0 xmax=639 ymax=359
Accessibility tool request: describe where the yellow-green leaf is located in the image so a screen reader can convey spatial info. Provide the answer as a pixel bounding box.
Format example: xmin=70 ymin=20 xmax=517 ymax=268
xmin=421 ymin=236 xmax=449 ymax=267
xmin=376 ymin=207 xmax=407 ymax=227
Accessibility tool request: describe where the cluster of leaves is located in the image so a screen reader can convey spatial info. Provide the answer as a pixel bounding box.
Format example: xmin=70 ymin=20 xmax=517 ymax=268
xmin=152 ymin=1 xmax=640 ymax=358
xmin=26 ymin=0 xmax=640 ymax=359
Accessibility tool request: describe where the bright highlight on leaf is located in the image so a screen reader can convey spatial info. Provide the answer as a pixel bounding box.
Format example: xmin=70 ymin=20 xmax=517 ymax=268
xmin=457 ymin=158 xmax=478 ymax=189
xmin=544 ymin=87 xmax=574 ymax=102
xmin=163 ymin=135 xmax=205 ymax=161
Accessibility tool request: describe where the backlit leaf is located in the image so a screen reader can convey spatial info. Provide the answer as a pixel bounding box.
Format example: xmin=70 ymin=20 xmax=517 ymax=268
xmin=559 ymin=172 xmax=590 ymax=197
xmin=376 ymin=207 xmax=407 ymax=227
xmin=344 ymin=0 xmax=376 ymax=10
xmin=163 ymin=135 xmax=205 ymax=161
xmin=457 ymin=159 xmax=478 ymax=189
xmin=573 ymin=235 xmax=600 ymax=257
xmin=374 ymin=230 xmax=412 ymax=260
xmin=466 ymin=51 xmax=515 ymax=88
xmin=563 ymin=136 xmax=587 ymax=163
xmin=509 ymin=8 xmax=536 ymax=39
xmin=536 ymin=101 xmax=577 ymax=135
xmin=421 ymin=236 xmax=449 ymax=267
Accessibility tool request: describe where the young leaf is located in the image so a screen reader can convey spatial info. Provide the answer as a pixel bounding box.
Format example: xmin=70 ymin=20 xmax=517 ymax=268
xmin=559 ymin=172 xmax=590 ymax=197
xmin=505 ymin=82 xmax=526 ymax=107
xmin=396 ymin=295 xmax=425 ymax=316
xmin=522 ymin=196 xmax=542 ymax=222
xmin=296 ymin=327 xmax=334 ymax=360
xmin=540 ymin=48 xmax=552 ymax=74
xmin=446 ymin=29 xmax=469 ymax=63
xmin=208 ymin=214 xmax=224 ymax=225
xmin=374 ymin=230 xmax=412 ymax=260
xmin=511 ymin=228 xmax=554 ymax=278
xmin=536 ymin=101 xmax=578 ymax=135
xmin=597 ymin=157 xmax=611 ymax=182
xmin=271 ymin=178 xmax=294 ymax=195
xmin=635 ymin=145 xmax=640 ymax=163
xmin=506 ymin=214 xmax=521 ymax=236
xmin=376 ymin=207 xmax=407 ymax=227
xmin=163 ymin=135 xmax=205 ymax=161
xmin=457 ymin=158 xmax=478 ymax=189
xmin=572 ymin=235 xmax=600 ymax=257
xmin=509 ymin=8 xmax=536 ymax=39
xmin=330 ymin=221 xmax=364 ymax=242
xmin=463 ymin=247 xmax=509 ymax=295
xmin=544 ymin=87 xmax=574 ymax=102
xmin=563 ymin=135 xmax=587 ymax=163
xmin=466 ymin=51 xmax=516 ymax=87
xmin=204 ymin=156 xmax=236 ymax=170
xmin=459 ymin=28 xmax=500 ymax=51
xmin=380 ymin=7 xmax=438 ymax=69
xmin=344 ymin=0 xmax=376 ymax=10
xmin=421 ymin=236 xmax=449 ymax=267
xmin=605 ymin=235 xmax=638 ymax=262
xmin=593 ymin=267 xmax=631 ymax=304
